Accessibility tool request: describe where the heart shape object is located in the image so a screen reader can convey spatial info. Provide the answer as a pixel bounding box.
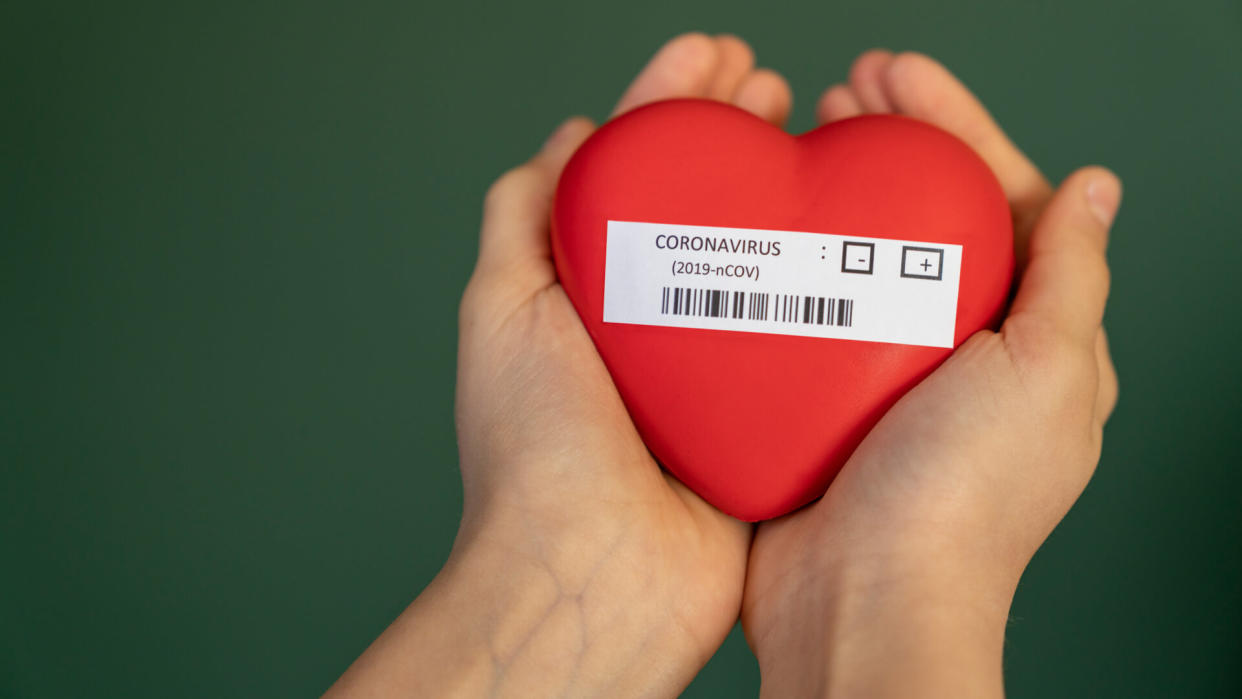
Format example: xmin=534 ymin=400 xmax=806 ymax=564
xmin=551 ymin=98 xmax=1012 ymax=521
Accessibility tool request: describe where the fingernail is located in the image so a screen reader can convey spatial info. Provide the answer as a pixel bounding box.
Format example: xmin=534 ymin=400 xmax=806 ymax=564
xmin=543 ymin=117 xmax=577 ymax=150
xmin=1086 ymin=174 xmax=1121 ymax=228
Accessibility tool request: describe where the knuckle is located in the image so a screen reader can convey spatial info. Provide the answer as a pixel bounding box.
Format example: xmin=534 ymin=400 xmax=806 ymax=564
xmin=1100 ymin=386 xmax=1119 ymax=423
xmin=457 ymin=278 xmax=480 ymax=325
xmin=1102 ymin=346 xmax=1119 ymax=388
xmin=1063 ymin=248 xmax=1111 ymax=302
xmin=1098 ymin=358 xmax=1120 ymax=421
xmin=1097 ymin=260 xmax=1112 ymax=299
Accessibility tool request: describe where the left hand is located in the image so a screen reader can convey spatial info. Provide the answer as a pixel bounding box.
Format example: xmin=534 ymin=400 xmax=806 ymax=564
xmin=327 ymin=33 xmax=792 ymax=698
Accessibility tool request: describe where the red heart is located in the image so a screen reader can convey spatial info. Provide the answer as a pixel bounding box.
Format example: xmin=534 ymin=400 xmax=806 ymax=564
xmin=551 ymin=98 xmax=1012 ymax=521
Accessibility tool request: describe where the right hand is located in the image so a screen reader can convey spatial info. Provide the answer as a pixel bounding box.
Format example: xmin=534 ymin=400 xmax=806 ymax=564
xmin=742 ymin=51 xmax=1122 ymax=698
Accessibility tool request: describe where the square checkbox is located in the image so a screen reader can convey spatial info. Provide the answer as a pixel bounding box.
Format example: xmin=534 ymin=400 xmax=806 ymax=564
xmin=841 ymin=241 xmax=875 ymax=274
xmin=900 ymin=246 xmax=944 ymax=280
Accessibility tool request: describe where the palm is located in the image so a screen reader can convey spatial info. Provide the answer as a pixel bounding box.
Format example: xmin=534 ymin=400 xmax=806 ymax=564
xmin=744 ymin=50 xmax=1118 ymax=661
xmin=454 ymin=35 xmax=796 ymax=668
xmin=469 ymin=280 xmax=751 ymax=641
xmin=463 ymin=278 xmax=751 ymax=535
xmin=743 ymin=327 xmax=1049 ymax=642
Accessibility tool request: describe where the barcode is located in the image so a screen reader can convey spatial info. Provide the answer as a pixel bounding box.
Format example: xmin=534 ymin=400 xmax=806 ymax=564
xmin=659 ymin=287 xmax=854 ymax=327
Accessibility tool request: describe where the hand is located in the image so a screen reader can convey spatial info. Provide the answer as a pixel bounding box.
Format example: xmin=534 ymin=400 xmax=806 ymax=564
xmin=741 ymin=51 xmax=1121 ymax=698
xmin=327 ymin=34 xmax=791 ymax=698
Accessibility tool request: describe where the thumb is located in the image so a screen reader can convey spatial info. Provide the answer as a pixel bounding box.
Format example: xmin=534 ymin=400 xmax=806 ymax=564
xmin=1007 ymin=165 xmax=1121 ymax=346
xmin=474 ymin=116 xmax=596 ymax=283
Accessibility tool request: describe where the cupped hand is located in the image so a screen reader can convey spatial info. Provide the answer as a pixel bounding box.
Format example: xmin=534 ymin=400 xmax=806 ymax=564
xmin=328 ymin=33 xmax=791 ymax=698
xmin=741 ymin=51 xmax=1121 ymax=698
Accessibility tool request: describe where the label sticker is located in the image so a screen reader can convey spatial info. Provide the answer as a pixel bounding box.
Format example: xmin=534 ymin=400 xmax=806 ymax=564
xmin=602 ymin=220 xmax=963 ymax=348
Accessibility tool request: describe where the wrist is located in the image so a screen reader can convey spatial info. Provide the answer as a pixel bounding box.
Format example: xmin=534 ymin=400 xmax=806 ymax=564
xmin=324 ymin=545 xmax=521 ymax=697
xmin=397 ymin=508 xmax=728 ymax=697
xmin=746 ymin=523 xmax=1017 ymax=699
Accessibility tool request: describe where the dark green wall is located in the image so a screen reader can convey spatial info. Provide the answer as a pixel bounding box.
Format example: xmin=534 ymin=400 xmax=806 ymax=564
xmin=4 ymin=1 xmax=1240 ymax=696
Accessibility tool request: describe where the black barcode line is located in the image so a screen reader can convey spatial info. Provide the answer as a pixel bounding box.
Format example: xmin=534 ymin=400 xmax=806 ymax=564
xmin=658 ymin=287 xmax=854 ymax=327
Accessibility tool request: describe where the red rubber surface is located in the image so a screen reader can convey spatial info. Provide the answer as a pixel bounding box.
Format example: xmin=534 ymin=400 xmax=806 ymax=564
xmin=551 ymin=98 xmax=1013 ymax=521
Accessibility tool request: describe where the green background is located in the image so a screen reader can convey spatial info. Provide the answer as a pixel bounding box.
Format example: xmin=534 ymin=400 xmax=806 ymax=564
xmin=4 ymin=1 xmax=1240 ymax=696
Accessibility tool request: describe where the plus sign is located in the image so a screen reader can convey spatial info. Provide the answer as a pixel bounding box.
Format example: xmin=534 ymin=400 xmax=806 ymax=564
xmin=920 ymin=259 xmax=932 ymax=271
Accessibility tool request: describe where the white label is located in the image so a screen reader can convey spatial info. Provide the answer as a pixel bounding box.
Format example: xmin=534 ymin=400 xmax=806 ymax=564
xmin=602 ymin=220 xmax=962 ymax=348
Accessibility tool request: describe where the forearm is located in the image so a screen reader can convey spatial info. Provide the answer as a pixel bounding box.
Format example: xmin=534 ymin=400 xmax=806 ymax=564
xmin=752 ymin=548 xmax=1015 ymax=699
xmin=326 ymin=525 xmax=713 ymax=697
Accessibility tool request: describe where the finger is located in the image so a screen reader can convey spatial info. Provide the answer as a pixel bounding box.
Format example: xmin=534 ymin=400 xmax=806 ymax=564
xmin=815 ymin=83 xmax=863 ymax=124
xmin=732 ymin=68 xmax=793 ymax=127
xmin=1095 ymin=327 xmax=1119 ymax=424
xmin=708 ymin=34 xmax=755 ymax=101
xmin=476 ymin=117 xmax=596 ymax=279
xmin=878 ymin=52 xmax=1052 ymax=265
xmin=611 ymin=33 xmax=720 ymax=117
xmin=847 ymin=49 xmax=895 ymax=112
xmin=1008 ymin=166 xmax=1121 ymax=345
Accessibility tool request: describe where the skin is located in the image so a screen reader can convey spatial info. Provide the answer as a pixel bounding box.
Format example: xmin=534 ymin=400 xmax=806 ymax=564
xmin=325 ymin=37 xmax=1120 ymax=699
xmin=743 ymin=50 xmax=1119 ymax=698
